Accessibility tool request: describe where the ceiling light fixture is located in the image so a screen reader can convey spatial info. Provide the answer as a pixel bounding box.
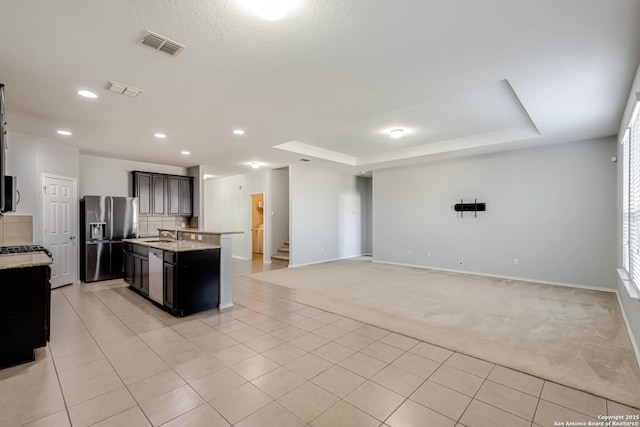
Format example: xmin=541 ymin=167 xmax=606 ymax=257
xmin=181 ymin=150 xmax=191 ymax=155
xmin=238 ymin=0 xmax=298 ymax=21
xmin=154 ymin=133 xmax=167 ymax=138
xmin=233 ymin=129 xmax=245 ymax=135
xmin=389 ymin=128 xmax=404 ymax=139
xmin=57 ymin=130 xmax=72 ymax=136
xmin=250 ymin=162 xmax=261 ymax=169
xmin=78 ymin=90 xmax=98 ymax=99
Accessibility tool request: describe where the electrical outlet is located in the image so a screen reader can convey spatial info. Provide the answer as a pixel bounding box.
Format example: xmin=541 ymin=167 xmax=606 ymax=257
xmin=191 ymin=234 xmax=195 ymax=240
xmin=407 ymin=249 xmax=412 ymax=255
xmin=513 ymin=258 xmax=519 ymax=266
xmin=459 ymin=261 xmax=463 ymax=265
xmin=320 ymin=247 xmax=324 ymax=253
xmin=427 ymin=251 xmax=431 ymax=257
xmin=198 ymin=235 xmax=203 ymax=241
xmin=182 ymin=223 xmax=186 ymax=228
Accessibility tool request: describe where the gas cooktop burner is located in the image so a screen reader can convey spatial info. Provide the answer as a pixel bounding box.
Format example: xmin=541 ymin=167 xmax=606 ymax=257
xmin=0 ymin=245 xmax=53 ymax=259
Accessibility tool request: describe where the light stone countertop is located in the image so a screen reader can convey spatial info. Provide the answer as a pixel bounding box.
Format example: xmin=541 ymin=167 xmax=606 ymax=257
xmin=123 ymin=238 xmax=221 ymax=252
xmin=0 ymin=253 xmax=53 ymax=270
xmin=157 ymin=228 xmax=244 ymax=235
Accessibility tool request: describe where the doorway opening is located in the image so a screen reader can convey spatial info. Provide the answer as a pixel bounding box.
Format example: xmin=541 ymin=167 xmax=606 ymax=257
xmin=250 ymin=193 xmax=264 ymax=261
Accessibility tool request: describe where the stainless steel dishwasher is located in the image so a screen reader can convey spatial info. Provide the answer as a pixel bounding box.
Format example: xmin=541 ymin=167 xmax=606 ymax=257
xmin=148 ymin=248 xmax=164 ymax=304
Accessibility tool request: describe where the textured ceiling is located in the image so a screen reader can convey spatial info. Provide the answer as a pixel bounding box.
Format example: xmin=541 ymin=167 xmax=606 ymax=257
xmin=0 ymin=0 xmax=639 ymax=177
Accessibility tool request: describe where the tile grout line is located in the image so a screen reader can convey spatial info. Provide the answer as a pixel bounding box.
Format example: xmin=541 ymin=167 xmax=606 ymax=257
xmin=56 ymin=286 xmax=153 ymax=426
xmin=27 ymin=315 xmax=74 ymax=427
xmin=87 ymin=283 xmax=243 ymax=426
xmin=377 ymin=349 xmax=454 ymax=425
xmin=248 ymin=275 xmax=640 ymax=413
xmin=76 ymin=283 xmax=220 ymax=425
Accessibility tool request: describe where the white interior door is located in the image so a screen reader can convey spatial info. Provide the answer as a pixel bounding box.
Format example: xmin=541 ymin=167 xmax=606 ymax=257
xmin=43 ymin=174 xmax=77 ymax=288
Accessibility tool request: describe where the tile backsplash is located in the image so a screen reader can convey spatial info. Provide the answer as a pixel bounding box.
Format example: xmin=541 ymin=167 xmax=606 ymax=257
xmin=0 ymin=215 xmax=33 ymax=245
xmin=138 ymin=216 xmax=190 ymax=237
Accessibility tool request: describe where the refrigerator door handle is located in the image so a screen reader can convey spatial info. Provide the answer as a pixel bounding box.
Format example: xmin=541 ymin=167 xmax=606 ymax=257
xmin=109 ymin=196 xmax=114 ymax=241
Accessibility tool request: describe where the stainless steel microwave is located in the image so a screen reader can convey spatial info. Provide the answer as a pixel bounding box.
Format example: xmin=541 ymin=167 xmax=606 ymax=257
xmin=2 ymin=176 xmax=17 ymax=213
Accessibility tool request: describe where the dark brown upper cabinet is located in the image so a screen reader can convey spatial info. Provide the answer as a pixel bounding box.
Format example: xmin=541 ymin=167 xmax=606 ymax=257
xmin=132 ymin=171 xmax=194 ymax=217
xmin=136 ymin=173 xmax=152 ymax=215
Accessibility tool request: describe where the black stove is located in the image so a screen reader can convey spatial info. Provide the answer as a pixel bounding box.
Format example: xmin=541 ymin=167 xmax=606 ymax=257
xmin=0 ymin=245 xmax=53 ymax=259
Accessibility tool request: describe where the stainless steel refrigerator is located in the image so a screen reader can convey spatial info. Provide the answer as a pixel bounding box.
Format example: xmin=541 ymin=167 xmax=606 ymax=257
xmin=80 ymin=196 xmax=138 ymax=282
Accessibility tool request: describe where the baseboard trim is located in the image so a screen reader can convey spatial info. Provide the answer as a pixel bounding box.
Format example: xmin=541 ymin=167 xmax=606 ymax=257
xmin=219 ymin=302 xmax=234 ymax=309
xmin=371 ymin=259 xmax=617 ymax=293
xmin=616 ymin=290 xmax=640 ymax=370
xmin=290 ymin=254 xmax=367 ymax=268
xmin=232 ymin=256 xmax=251 ymax=261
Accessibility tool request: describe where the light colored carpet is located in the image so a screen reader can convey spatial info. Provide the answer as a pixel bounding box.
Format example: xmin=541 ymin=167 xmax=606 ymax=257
xmin=247 ymin=258 xmax=640 ymax=408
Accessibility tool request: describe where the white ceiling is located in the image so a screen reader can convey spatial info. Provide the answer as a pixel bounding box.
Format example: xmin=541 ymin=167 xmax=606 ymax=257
xmin=0 ymin=0 xmax=638 ymax=177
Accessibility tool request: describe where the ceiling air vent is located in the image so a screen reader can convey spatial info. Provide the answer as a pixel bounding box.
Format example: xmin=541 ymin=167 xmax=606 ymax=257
xmin=140 ymin=30 xmax=186 ymax=57
xmin=106 ymin=81 xmax=142 ymax=98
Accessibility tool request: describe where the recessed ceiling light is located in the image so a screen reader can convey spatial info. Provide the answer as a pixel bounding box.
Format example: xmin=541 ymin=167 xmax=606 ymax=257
xmin=181 ymin=150 xmax=191 ymax=155
xmin=250 ymin=162 xmax=261 ymax=169
xmin=78 ymin=90 xmax=98 ymax=99
xmin=238 ymin=0 xmax=298 ymax=20
xmin=155 ymin=133 xmax=167 ymax=138
xmin=57 ymin=130 xmax=72 ymax=136
xmin=389 ymin=128 xmax=404 ymax=139
xmin=233 ymin=129 xmax=245 ymax=135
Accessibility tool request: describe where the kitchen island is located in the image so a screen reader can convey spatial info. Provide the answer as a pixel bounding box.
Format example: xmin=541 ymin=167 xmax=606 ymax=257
xmin=122 ymin=238 xmax=220 ymax=316
xmin=0 ymin=252 xmax=52 ymax=368
xmin=157 ymin=228 xmax=243 ymax=309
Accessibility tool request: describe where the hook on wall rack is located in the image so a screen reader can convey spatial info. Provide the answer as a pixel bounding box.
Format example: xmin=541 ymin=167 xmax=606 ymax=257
xmin=454 ymin=199 xmax=486 ymax=218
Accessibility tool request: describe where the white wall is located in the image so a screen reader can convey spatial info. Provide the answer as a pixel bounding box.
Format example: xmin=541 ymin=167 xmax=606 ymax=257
xmin=5 ymin=132 xmax=38 ymax=216
xmin=374 ymin=138 xmax=617 ymax=289
xmin=289 ymin=164 xmax=370 ymax=266
xmin=6 ymin=132 xmax=80 ymax=244
xmin=79 ymin=154 xmax=186 ymax=197
xmin=203 ymin=170 xmax=269 ymax=259
xmin=269 ymin=167 xmax=289 ymax=256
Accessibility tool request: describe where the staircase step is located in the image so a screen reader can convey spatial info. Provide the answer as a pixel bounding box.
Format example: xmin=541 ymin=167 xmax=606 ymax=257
xmin=283 ymin=241 xmax=289 ymax=246
xmin=278 ymin=247 xmax=289 ymax=253
xmin=271 ymin=255 xmax=289 ymax=266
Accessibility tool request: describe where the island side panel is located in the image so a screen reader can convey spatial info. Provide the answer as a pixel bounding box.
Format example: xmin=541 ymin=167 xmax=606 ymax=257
xmin=219 ymin=234 xmax=233 ymax=309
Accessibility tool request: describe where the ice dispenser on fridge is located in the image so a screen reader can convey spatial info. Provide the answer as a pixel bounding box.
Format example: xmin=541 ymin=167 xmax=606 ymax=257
xmin=89 ymin=223 xmax=106 ymax=240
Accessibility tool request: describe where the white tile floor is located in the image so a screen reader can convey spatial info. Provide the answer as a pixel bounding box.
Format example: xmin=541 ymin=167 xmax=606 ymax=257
xmin=1 ymin=258 xmax=638 ymax=426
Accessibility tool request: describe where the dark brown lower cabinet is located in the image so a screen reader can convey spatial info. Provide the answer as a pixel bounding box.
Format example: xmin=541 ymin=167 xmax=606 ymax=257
xmin=126 ymin=243 xmax=219 ymax=317
xmin=0 ymin=265 xmax=51 ymax=369
xmin=124 ymin=243 xmax=148 ymax=295
xmin=162 ymin=249 xmax=219 ymax=316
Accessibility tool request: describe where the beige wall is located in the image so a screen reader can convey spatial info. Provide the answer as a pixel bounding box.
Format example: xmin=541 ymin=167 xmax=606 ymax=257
xmin=0 ymin=215 xmax=33 ymax=245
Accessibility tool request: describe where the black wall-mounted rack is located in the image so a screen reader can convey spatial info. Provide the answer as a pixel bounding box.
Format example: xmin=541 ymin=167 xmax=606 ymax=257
xmin=454 ymin=199 xmax=486 ymax=218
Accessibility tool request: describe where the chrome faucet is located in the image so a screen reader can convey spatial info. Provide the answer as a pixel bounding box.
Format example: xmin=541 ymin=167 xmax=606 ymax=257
xmin=160 ymin=230 xmax=178 ymax=240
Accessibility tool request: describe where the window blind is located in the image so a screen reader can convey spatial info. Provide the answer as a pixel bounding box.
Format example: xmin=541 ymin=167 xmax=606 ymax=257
xmin=629 ymin=112 xmax=640 ymax=288
xmin=623 ymin=129 xmax=630 ymax=273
